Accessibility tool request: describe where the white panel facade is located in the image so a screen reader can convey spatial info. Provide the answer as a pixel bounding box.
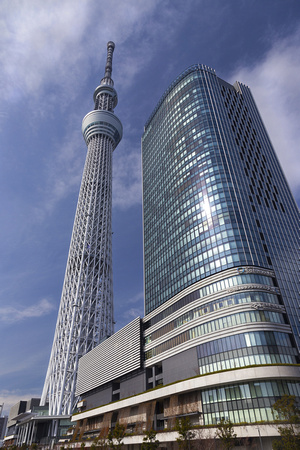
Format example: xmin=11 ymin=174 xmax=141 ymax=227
xmin=76 ymin=317 xmax=141 ymax=396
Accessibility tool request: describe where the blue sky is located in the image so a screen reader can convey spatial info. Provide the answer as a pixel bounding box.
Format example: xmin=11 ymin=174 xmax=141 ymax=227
xmin=1 ymin=0 xmax=300 ymax=416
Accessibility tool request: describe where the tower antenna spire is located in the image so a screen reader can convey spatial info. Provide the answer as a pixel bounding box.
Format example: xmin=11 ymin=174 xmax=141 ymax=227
xmin=40 ymin=41 xmax=122 ymax=417
xmin=104 ymin=41 xmax=115 ymax=79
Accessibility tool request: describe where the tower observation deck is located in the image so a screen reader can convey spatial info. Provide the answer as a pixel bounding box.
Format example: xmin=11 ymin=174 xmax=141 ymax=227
xmin=41 ymin=42 xmax=122 ymax=416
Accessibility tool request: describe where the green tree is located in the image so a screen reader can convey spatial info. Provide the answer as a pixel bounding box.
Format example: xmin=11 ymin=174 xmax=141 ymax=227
xmin=175 ymin=417 xmax=195 ymax=450
xmin=215 ymin=418 xmax=237 ymax=450
xmin=141 ymin=429 xmax=160 ymax=450
xmin=107 ymin=422 xmax=126 ymax=450
xmin=272 ymin=395 xmax=300 ymax=450
xmin=91 ymin=436 xmax=107 ymax=450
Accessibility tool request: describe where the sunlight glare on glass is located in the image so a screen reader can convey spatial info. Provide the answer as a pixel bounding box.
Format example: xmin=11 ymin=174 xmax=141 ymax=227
xmin=202 ymin=195 xmax=213 ymax=228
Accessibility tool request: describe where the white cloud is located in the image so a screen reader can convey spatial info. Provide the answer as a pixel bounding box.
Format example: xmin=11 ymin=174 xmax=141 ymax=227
xmin=1 ymin=1 xmax=89 ymax=108
xmin=1 ymin=0 xmax=190 ymax=217
xmin=32 ymin=127 xmax=85 ymax=221
xmin=115 ymin=291 xmax=144 ymax=331
xmin=0 ymin=349 xmax=47 ymax=378
xmin=0 ymin=0 xmax=195 ymax=112
xmin=123 ymin=307 xmax=143 ymax=321
xmin=127 ymin=290 xmax=144 ymax=305
xmin=0 ymin=348 xmax=50 ymax=416
xmin=0 ymin=299 xmax=55 ymax=323
xmin=231 ymin=28 xmax=300 ymax=200
xmin=113 ymin=143 xmax=142 ymax=209
xmin=0 ymin=389 xmax=42 ymax=417
xmin=0 ymin=0 xmax=163 ymax=110
xmin=32 ymin=133 xmax=142 ymax=221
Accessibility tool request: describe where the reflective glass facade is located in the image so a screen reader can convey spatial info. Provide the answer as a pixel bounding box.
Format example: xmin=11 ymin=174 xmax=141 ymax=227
xmin=202 ymin=379 xmax=300 ymax=424
xmin=72 ymin=65 xmax=300 ymax=439
xmin=142 ymin=64 xmax=299 ymax=354
xmin=197 ymin=330 xmax=297 ymax=375
xmin=142 ymin=67 xmax=299 ymax=427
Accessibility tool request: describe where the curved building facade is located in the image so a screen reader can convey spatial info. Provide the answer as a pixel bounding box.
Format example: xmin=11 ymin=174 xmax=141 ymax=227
xmin=142 ymin=65 xmax=298 ymax=331
xmin=72 ymin=64 xmax=299 ymax=448
xmin=141 ymin=64 xmax=299 ymax=424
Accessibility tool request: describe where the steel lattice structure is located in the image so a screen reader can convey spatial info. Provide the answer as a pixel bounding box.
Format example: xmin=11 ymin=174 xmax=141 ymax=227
xmin=40 ymin=42 xmax=122 ymax=416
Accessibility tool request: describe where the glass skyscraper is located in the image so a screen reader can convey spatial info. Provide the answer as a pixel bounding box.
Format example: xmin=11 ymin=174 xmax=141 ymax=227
xmin=141 ymin=64 xmax=299 ymax=424
xmin=71 ymin=64 xmax=299 ymax=445
xmin=142 ymin=64 xmax=299 ymax=345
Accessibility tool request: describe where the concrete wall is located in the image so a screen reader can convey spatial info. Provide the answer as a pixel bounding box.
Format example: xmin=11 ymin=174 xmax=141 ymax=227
xmin=120 ymin=373 xmax=145 ymax=399
xmin=26 ymin=398 xmax=40 ymax=411
xmin=83 ymin=371 xmax=145 ymax=412
xmin=7 ymin=401 xmax=27 ymax=427
xmin=163 ymin=347 xmax=198 ymax=384
xmin=84 ymin=386 xmax=112 ymax=410
xmin=0 ymin=416 xmax=8 ymax=440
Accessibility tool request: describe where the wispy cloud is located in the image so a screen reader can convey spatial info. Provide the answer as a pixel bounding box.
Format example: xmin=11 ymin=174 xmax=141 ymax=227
xmin=1 ymin=1 xmax=90 ymax=110
xmin=0 ymin=0 xmax=165 ymax=110
xmin=0 ymin=299 xmax=55 ymax=324
xmin=127 ymin=290 xmax=144 ymax=305
xmin=123 ymin=307 xmax=144 ymax=322
xmin=113 ymin=142 xmax=142 ymax=209
xmin=0 ymin=347 xmax=50 ymax=415
xmin=0 ymin=0 xmax=195 ymax=116
xmin=115 ymin=1 xmax=191 ymax=91
xmin=31 ymin=132 xmax=142 ymax=221
xmin=0 ymin=388 xmax=42 ymax=417
xmin=0 ymin=348 xmax=48 ymax=378
xmin=32 ymin=126 xmax=85 ymax=221
xmin=231 ymin=28 xmax=300 ymax=200
xmin=115 ymin=291 xmax=144 ymax=331
xmin=1 ymin=0 xmax=184 ymax=217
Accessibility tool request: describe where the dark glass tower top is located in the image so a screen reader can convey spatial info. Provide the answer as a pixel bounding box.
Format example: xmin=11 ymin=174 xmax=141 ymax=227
xmin=142 ymin=64 xmax=299 ymax=351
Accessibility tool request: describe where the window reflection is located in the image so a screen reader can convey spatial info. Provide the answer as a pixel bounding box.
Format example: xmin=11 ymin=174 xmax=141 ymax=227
xmin=201 ymin=379 xmax=300 ymax=424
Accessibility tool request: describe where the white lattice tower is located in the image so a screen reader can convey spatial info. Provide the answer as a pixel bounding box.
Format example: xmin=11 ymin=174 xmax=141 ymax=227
xmin=40 ymin=42 xmax=122 ymax=416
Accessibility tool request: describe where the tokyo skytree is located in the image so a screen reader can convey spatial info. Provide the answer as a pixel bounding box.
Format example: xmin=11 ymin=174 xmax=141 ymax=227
xmin=40 ymin=42 xmax=122 ymax=416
